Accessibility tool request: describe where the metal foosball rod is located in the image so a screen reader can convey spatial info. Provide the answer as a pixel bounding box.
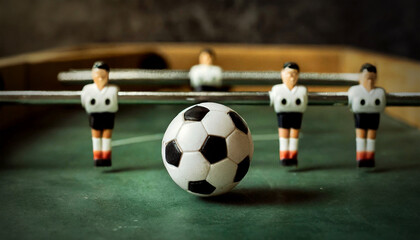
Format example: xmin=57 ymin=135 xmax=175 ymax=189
xmin=1 ymin=91 xmax=420 ymax=106
xmin=58 ymin=69 xmax=360 ymax=86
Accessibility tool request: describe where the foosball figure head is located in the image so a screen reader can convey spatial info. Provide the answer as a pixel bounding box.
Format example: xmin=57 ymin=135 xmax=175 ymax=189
xmin=198 ymin=48 xmax=216 ymax=65
xmin=359 ymin=63 xmax=377 ymax=89
xmin=92 ymin=61 xmax=110 ymax=90
xmin=281 ymin=62 xmax=300 ymax=90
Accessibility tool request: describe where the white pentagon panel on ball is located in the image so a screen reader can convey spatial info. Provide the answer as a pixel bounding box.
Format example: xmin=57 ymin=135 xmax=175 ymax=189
xmin=226 ymin=129 xmax=251 ymax=164
xmin=161 ymin=141 xmax=166 ymax=161
xmin=164 ymin=161 xmax=189 ymax=190
xmin=206 ymin=158 xmax=238 ymax=189
xmin=201 ymin=111 xmax=235 ymax=138
xmin=247 ymin=131 xmax=254 ymax=160
xmin=198 ymin=102 xmax=231 ymax=113
xmin=212 ymin=182 xmax=240 ymax=196
xmin=176 ymin=122 xmax=208 ymax=151
xmin=162 ymin=113 xmax=185 ymax=144
xmin=178 ymin=152 xmax=210 ymax=181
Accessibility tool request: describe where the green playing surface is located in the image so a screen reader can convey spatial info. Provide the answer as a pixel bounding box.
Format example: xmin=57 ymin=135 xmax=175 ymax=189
xmin=1 ymin=104 xmax=420 ymax=239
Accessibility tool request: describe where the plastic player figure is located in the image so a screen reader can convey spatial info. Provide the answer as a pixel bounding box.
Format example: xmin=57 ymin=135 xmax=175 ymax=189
xmin=269 ymin=62 xmax=308 ymax=166
xmin=189 ymin=48 xmax=223 ymax=91
xmin=81 ymin=62 xmax=119 ymax=167
xmin=348 ymin=63 xmax=386 ymax=168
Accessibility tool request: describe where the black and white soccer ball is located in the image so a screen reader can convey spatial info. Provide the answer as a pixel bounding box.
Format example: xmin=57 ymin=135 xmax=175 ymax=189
xmin=162 ymin=102 xmax=254 ymax=197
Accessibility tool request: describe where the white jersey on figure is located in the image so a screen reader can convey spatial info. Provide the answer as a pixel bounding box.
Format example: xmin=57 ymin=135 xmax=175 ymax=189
xmin=81 ymin=84 xmax=119 ymax=113
xmin=189 ymin=64 xmax=223 ymax=88
xmin=269 ymin=84 xmax=308 ymax=113
xmin=348 ymin=85 xmax=386 ymax=113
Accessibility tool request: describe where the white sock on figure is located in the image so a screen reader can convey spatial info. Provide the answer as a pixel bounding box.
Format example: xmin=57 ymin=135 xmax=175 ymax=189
xmin=92 ymin=138 xmax=102 ymax=151
xmin=279 ymin=138 xmax=289 ymax=151
xmin=102 ymin=138 xmax=111 ymax=152
xmin=366 ymin=139 xmax=376 ymax=160
xmin=356 ymin=138 xmax=366 ymax=151
xmin=356 ymin=138 xmax=366 ymax=160
xmin=102 ymin=138 xmax=112 ymax=160
xmin=92 ymin=137 xmax=102 ymax=159
xmin=279 ymin=138 xmax=289 ymax=159
xmin=366 ymin=139 xmax=375 ymax=152
xmin=289 ymin=138 xmax=299 ymax=159
xmin=289 ymin=138 xmax=299 ymax=151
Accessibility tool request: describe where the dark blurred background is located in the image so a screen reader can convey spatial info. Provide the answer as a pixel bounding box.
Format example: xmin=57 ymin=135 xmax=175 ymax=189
xmin=1 ymin=0 xmax=419 ymax=60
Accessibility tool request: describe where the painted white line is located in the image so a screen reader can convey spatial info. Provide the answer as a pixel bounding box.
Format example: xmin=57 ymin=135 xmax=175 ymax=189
xmin=112 ymin=134 xmax=163 ymax=147
xmin=251 ymin=133 xmax=278 ymax=141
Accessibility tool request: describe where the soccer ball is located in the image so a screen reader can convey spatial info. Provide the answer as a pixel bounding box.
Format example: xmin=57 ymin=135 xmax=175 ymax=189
xmin=162 ymin=102 xmax=254 ymax=197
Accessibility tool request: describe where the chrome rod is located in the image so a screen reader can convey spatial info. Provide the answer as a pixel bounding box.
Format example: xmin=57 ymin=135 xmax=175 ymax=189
xmin=1 ymin=91 xmax=420 ymax=106
xmin=58 ymin=69 xmax=359 ymax=86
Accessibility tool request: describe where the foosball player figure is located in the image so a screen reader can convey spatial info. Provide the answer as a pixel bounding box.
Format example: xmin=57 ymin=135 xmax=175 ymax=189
xmin=189 ymin=48 xmax=223 ymax=92
xmin=81 ymin=62 xmax=119 ymax=167
xmin=348 ymin=63 xmax=386 ymax=168
xmin=269 ymin=62 xmax=308 ymax=166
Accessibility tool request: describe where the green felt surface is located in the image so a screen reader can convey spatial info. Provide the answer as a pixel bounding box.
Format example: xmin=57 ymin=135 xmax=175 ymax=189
xmin=1 ymin=104 xmax=420 ymax=240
